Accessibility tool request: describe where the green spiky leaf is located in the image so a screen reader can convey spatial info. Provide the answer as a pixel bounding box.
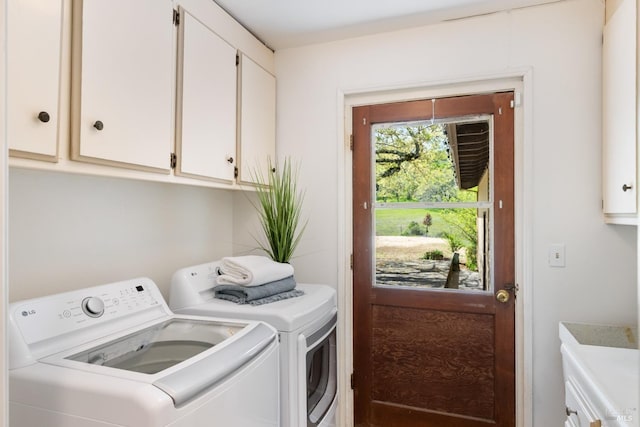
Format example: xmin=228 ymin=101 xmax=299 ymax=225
xmin=250 ymin=158 xmax=307 ymax=263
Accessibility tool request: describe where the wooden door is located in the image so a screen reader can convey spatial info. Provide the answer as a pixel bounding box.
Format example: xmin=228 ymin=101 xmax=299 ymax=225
xmin=352 ymin=93 xmax=515 ymax=426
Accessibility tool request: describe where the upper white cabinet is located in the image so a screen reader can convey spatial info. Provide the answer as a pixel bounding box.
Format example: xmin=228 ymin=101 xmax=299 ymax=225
xmin=8 ymin=0 xmax=275 ymax=189
xmin=602 ymin=0 xmax=637 ymax=224
xmin=237 ymin=53 xmax=276 ymax=185
xmin=175 ymin=8 xmax=237 ymax=183
xmin=7 ymin=0 xmax=63 ymax=161
xmin=70 ymin=0 xmax=175 ymax=173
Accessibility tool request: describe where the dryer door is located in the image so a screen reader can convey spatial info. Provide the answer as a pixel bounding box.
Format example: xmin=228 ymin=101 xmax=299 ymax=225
xmin=306 ymin=316 xmax=337 ymax=426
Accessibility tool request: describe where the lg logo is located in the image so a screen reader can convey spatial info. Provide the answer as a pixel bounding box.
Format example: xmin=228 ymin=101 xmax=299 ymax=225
xmin=21 ymin=309 xmax=36 ymax=317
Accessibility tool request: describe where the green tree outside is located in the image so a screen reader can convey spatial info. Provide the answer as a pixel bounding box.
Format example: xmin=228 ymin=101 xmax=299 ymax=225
xmin=374 ymin=123 xmax=481 ymax=270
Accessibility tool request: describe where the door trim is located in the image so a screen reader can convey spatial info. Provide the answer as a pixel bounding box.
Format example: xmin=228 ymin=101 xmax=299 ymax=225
xmin=336 ymin=70 xmax=533 ymax=427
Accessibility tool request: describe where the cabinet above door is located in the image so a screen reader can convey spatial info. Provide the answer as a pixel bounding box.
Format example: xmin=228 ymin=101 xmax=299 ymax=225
xmin=70 ymin=0 xmax=175 ymax=173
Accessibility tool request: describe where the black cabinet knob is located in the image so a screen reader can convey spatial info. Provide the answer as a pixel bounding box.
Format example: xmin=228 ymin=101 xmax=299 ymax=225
xmin=271 ymin=167 xmax=276 ymax=173
xmin=93 ymin=120 xmax=104 ymax=131
xmin=622 ymin=183 xmax=633 ymax=192
xmin=37 ymin=111 xmax=50 ymax=123
xmin=227 ymin=157 xmax=234 ymax=164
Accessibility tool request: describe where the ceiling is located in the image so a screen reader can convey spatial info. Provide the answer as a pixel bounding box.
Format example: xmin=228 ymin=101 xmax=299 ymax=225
xmin=213 ymin=0 xmax=562 ymax=50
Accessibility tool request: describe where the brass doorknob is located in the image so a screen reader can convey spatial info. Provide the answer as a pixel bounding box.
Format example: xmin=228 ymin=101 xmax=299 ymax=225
xmin=496 ymin=289 xmax=510 ymax=303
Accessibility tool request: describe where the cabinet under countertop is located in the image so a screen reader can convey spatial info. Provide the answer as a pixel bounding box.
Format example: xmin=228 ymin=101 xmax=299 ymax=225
xmin=560 ymin=322 xmax=638 ymax=426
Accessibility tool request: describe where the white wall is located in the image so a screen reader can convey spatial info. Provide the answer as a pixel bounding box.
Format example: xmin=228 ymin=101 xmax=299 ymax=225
xmin=270 ymin=0 xmax=638 ymax=425
xmin=9 ymin=168 xmax=235 ymax=301
xmin=1 ymin=0 xmax=8 ymax=423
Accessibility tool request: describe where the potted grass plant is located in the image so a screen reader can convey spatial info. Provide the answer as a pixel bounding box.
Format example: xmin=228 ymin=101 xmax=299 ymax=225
xmin=251 ymin=157 xmax=307 ymax=264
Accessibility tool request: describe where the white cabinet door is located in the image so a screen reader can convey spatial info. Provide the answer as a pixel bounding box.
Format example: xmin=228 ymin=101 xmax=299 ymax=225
xmin=175 ymin=9 xmax=236 ymax=182
xmin=7 ymin=0 xmax=63 ymax=161
xmin=564 ymin=380 xmax=602 ymax=427
xmin=602 ymin=0 xmax=637 ymax=215
xmin=71 ymin=0 xmax=174 ymax=172
xmin=237 ymin=52 xmax=276 ymax=185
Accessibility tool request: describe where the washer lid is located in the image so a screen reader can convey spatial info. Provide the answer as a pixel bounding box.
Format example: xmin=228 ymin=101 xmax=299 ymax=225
xmin=43 ymin=317 xmax=277 ymax=407
xmin=175 ymin=283 xmax=336 ymax=332
xmin=66 ymin=318 xmax=242 ymax=374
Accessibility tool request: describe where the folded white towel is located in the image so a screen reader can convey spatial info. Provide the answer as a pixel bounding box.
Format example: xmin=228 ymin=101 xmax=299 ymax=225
xmin=216 ymin=255 xmax=295 ymax=287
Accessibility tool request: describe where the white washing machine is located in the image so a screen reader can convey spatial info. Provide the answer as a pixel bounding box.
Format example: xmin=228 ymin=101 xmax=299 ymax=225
xmin=8 ymin=277 xmax=280 ymax=427
xmin=170 ymin=260 xmax=338 ymax=427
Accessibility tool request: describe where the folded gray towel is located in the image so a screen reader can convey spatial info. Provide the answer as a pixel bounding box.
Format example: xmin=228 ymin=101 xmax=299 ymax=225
xmin=248 ymin=289 xmax=304 ymax=305
xmin=217 ymin=289 xmax=305 ymax=306
xmin=214 ymin=275 xmax=298 ymax=303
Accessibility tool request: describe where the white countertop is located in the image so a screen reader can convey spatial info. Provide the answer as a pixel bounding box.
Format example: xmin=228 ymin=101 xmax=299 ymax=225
xmin=560 ymin=322 xmax=639 ymax=426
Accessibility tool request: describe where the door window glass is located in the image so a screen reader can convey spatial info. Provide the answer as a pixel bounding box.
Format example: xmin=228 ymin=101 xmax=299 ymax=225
xmin=373 ymin=119 xmax=493 ymax=292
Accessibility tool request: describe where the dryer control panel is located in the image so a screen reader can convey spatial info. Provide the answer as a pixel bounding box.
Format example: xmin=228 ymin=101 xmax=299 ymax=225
xmin=10 ymin=277 xmax=167 ymax=346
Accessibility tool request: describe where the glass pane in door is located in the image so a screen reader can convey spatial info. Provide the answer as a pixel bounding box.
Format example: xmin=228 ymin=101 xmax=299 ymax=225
xmin=373 ymin=120 xmax=492 ymax=292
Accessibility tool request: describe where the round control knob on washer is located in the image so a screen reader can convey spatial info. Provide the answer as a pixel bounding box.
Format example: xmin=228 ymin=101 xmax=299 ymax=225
xmin=82 ymin=297 xmax=105 ymax=318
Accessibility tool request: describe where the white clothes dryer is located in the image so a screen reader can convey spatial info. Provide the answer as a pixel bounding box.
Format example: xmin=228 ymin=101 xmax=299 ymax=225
xmin=170 ymin=260 xmax=338 ymax=427
xmin=8 ymin=277 xmax=280 ymax=427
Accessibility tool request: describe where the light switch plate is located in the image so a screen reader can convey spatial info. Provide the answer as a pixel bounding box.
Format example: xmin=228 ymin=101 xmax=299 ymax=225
xmin=549 ymin=244 xmax=565 ymax=267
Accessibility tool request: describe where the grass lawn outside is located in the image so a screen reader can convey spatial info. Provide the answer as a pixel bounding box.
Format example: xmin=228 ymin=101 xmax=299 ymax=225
xmin=374 ymin=209 xmax=479 ymax=289
xmin=375 ymin=208 xmax=473 ymax=264
xmin=375 ymin=208 xmax=449 ymax=237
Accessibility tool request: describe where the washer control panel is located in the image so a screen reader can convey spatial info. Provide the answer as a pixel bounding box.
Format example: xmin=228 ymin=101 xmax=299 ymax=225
xmin=11 ymin=277 xmax=165 ymax=345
